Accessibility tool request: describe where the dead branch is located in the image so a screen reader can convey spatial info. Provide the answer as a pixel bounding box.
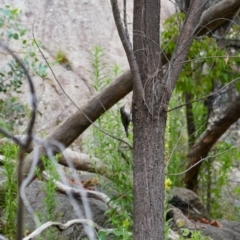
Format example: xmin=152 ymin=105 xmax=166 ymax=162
xmin=23 ymin=219 xmax=115 ymax=240
xmin=43 ymin=171 xmax=111 ymax=203
xmin=59 ymin=149 xmax=108 ymax=176
xmin=22 ymin=70 xmax=132 ymax=177
xmin=196 ymin=0 xmax=240 ymax=36
xmin=184 ymin=95 xmax=240 ymax=190
xmin=42 ymin=171 xmax=121 ymax=211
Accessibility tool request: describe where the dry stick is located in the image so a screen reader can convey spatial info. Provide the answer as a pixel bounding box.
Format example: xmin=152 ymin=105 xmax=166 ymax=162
xmin=42 ymin=171 xmax=121 ymax=212
xmin=0 ymin=43 xmax=37 ymax=240
xmin=23 ymin=219 xmax=115 ymax=240
xmin=32 ymin=22 xmax=132 ymax=150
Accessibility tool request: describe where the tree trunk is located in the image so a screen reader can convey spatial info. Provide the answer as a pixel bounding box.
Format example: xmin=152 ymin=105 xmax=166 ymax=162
xmin=132 ymin=1 xmax=166 ymax=238
xmin=185 ymin=93 xmax=196 ymax=148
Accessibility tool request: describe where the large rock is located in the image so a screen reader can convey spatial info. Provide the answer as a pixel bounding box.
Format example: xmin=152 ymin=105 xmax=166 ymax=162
xmin=168 ymin=187 xmax=240 ymax=240
xmin=24 ymin=179 xmax=109 ymax=239
xmin=169 ymin=187 xmax=209 ymax=220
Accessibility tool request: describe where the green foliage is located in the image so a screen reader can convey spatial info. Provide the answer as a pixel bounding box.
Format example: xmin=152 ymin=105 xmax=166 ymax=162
xmin=162 ymin=13 xmax=240 ymax=98
xmin=89 ymin=46 xmax=108 ymax=91
xmin=41 ymin=156 xmax=60 ymax=221
xmin=163 ymin=13 xmax=240 ymax=222
xmin=199 ymin=143 xmax=240 ymax=220
xmin=55 ymin=49 xmax=71 ymax=69
xmin=0 ymin=142 xmax=18 ymax=239
xmin=0 ymin=6 xmax=47 ymax=93
xmin=0 ymin=97 xmax=28 ymax=131
xmin=165 ymin=94 xmax=188 ymax=187
xmin=0 ymin=6 xmax=47 ymax=132
xmin=179 ymin=228 xmax=211 ymax=240
xmin=35 ymin=157 xmax=60 ymax=240
xmin=162 ymin=12 xmax=240 ymax=138
xmin=84 ymin=46 xmax=133 ymax=239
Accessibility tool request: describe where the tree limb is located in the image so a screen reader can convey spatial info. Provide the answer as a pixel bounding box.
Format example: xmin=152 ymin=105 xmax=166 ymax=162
xmin=110 ymin=0 xmax=143 ymax=100
xmin=184 ymin=95 xmax=240 ymax=190
xmin=22 ymin=70 xmax=133 ymax=176
xmin=196 ymin=0 xmax=240 ymax=36
xmin=59 ymin=149 xmax=108 ymax=176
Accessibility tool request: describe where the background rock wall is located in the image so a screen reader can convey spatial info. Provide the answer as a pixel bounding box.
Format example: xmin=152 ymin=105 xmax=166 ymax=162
xmin=1 ymin=0 xmax=175 ymax=142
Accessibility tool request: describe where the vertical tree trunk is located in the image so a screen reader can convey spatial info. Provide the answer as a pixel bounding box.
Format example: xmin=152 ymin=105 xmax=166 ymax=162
xmin=185 ymin=93 xmax=196 ymax=148
xmin=131 ymin=0 xmax=205 ymax=238
xmin=132 ymin=1 xmax=166 ymax=239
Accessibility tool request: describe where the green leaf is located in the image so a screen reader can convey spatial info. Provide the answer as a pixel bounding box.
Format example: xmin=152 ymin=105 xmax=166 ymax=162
xmin=13 ymin=33 xmax=18 ymax=40
xmin=97 ymin=230 xmax=107 ymax=240
xmin=29 ymin=52 xmax=35 ymax=57
xmin=0 ymin=18 xmax=4 ymax=27
xmin=20 ymin=28 xmax=27 ymax=36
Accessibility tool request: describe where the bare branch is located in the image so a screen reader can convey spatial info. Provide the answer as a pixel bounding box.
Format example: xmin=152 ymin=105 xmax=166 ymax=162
xmin=164 ymin=0 xmax=206 ymax=97
xmin=169 ymin=147 xmax=234 ymax=176
xmin=42 ymin=171 xmax=121 ymax=211
xmin=184 ymin=95 xmax=240 ymax=190
xmin=23 ymin=219 xmax=115 ymax=240
xmin=43 ymin=171 xmax=111 ymax=204
xmin=110 ymin=0 xmax=144 ymax=100
xmin=196 ymin=0 xmax=240 ymax=36
xmin=59 ymin=149 xmax=108 ymax=176
xmin=123 ymin=0 xmax=129 ymax=38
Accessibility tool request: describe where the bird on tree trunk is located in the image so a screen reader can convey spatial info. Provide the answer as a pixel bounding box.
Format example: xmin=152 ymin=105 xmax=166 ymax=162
xmin=120 ymin=105 xmax=131 ymax=137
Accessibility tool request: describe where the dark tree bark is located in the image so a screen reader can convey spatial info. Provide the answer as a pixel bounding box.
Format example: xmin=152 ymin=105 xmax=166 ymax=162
xmin=185 ymin=93 xmax=196 ymax=148
xmin=132 ymin=0 xmax=204 ymax=239
xmin=184 ymin=95 xmax=240 ymax=191
xmin=132 ymin=0 xmax=164 ymax=238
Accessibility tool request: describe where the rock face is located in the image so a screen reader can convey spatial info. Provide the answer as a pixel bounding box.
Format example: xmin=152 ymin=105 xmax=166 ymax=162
xmin=1 ymin=0 xmax=175 ymax=138
xmin=201 ymin=220 xmax=240 ymax=240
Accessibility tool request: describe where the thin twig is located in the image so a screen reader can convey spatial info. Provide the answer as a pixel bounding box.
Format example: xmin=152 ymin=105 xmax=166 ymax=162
xmin=168 ymin=74 xmax=240 ymax=112
xmin=168 ymin=147 xmax=234 ymax=176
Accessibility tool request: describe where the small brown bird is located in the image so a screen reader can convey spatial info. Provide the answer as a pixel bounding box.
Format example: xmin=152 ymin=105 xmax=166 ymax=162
xmin=120 ymin=105 xmax=131 ymax=137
